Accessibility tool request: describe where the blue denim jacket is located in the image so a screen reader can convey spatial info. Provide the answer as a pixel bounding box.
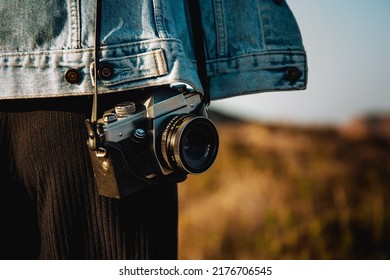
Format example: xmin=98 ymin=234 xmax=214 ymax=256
xmin=0 ymin=0 xmax=307 ymax=100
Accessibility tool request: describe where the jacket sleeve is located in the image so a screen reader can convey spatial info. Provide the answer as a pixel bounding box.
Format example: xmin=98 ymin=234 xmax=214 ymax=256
xmin=197 ymin=0 xmax=308 ymax=100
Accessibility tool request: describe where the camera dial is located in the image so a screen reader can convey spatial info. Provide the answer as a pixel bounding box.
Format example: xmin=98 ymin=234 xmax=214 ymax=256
xmin=103 ymin=112 xmax=117 ymax=123
xmin=115 ymin=101 xmax=136 ymax=117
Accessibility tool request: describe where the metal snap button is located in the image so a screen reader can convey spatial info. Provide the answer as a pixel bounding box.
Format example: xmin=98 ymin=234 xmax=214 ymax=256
xmin=285 ymin=67 xmax=302 ymax=83
xmin=98 ymin=63 xmax=115 ymax=80
xmin=65 ymin=69 xmax=81 ymax=84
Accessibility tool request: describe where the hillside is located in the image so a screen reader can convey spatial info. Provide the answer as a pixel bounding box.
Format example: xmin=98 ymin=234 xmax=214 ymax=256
xmin=178 ymin=111 xmax=390 ymax=259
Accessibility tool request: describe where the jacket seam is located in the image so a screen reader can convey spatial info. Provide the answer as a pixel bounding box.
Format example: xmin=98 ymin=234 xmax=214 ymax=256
xmin=0 ymin=38 xmax=184 ymax=58
xmin=257 ymin=0 xmax=268 ymax=51
xmin=213 ymin=0 xmax=227 ymax=58
xmin=207 ymin=50 xmax=306 ymax=64
xmin=152 ymin=0 xmax=168 ymax=38
xmin=68 ymin=0 xmax=81 ymax=49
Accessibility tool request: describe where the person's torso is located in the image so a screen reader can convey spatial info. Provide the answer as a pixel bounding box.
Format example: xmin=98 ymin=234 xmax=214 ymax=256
xmin=0 ymin=0 xmax=307 ymax=100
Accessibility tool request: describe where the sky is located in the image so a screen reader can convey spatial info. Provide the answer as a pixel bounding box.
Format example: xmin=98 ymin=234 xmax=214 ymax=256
xmin=210 ymin=0 xmax=390 ymax=124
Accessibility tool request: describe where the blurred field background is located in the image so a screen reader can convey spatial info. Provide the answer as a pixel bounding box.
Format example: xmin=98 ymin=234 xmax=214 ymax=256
xmin=178 ymin=111 xmax=390 ymax=259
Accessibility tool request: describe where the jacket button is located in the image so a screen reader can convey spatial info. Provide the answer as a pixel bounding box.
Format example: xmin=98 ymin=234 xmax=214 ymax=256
xmin=285 ymin=67 xmax=302 ymax=83
xmin=98 ymin=63 xmax=115 ymax=80
xmin=274 ymin=0 xmax=283 ymax=5
xmin=65 ymin=69 xmax=81 ymax=84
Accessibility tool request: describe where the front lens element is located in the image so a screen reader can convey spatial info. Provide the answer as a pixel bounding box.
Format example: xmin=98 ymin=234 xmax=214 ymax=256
xmin=162 ymin=115 xmax=219 ymax=174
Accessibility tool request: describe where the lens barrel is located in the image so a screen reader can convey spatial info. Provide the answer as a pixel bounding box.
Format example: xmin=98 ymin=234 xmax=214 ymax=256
xmin=161 ymin=115 xmax=219 ymax=174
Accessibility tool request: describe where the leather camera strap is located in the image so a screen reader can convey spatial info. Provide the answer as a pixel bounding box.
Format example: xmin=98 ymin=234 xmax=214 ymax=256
xmin=85 ymin=0 xmax=102 ymax=152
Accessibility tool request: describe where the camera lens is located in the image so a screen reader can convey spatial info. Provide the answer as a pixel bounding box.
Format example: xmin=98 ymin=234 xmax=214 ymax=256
xmin=161 ymin=115 xmax=219 ymax=174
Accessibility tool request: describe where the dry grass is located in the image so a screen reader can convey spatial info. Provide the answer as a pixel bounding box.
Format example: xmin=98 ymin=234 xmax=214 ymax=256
xmin=178 ymin=118 xmax=390 ymax=259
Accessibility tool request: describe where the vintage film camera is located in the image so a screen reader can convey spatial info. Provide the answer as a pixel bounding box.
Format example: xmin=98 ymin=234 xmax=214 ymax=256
xmin=87 ymin=86 xmax=219 ymax=199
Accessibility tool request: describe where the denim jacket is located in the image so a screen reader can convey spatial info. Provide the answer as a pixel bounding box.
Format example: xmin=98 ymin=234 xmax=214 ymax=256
xmin=0 ymin=0 xmax=307 ymax=100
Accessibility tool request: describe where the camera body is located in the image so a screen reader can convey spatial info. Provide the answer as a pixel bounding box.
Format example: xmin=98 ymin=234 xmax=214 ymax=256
xmin=88 ymin=86 xmax=219 ymax=199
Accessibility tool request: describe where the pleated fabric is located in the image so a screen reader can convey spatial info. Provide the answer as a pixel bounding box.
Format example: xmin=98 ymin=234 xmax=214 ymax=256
xmin=0 ymin=96 xmax=178 ymax=260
